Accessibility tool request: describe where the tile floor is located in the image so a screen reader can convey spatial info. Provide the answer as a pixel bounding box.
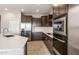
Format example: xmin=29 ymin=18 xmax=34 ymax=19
xmin=27 ymin=41 xmax=51 ymax=55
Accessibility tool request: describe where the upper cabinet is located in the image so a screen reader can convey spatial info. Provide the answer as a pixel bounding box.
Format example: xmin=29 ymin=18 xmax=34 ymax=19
xmin=41 ymin=16 xmax=48 ymax=26
xmin=21 ymin=13 xmax=32 ymax=23
xmin=47 ymin=15 xmax=53 ymax=27
xmin=41 ymin=15 xmax=53 ymax=27
xmin=32 ymin=18 xmax=41 ymax=27
xmin=59 ymin=5 xmax=68 ymax=15
xmin=53 ymin=4 xmax=68 ymax=18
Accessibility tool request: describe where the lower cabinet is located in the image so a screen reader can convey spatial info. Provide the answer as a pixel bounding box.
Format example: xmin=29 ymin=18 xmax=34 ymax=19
xmin=32 ymin=32 xmax=43 ymax=41
xmin=46 ymin=39 xmax=53 ymax=54
xmin=24 ymin=42 xmax=27 ymax=55
xmin=42 ymin=33 xmax=53 ymax=54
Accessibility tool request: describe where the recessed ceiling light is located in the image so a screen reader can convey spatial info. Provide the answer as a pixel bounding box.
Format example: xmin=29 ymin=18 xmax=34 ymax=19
xmin=21 ymin=9 xmax=24 ymax=12
xmin=53 ymin=4 xmax=59 ymax=6
xmin=36 ymin=9 xmax=39 ymax=12
xmin=5 ymin=8 xmax=8 ymax=11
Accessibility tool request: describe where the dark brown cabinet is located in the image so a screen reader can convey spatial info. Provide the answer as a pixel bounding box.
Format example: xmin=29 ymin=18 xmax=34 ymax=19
xmin=31 ymin=18 xmax=42 ymax=41
xmin=21 ymin=13 xmax=26 ymax=22
xmin=53 ymin=4 xmax=68 ymax=18
xmin=41 ymin=15 xmax=53 ymax=27
xmin=59 ymin=5 xmax=68 ymax=15
xmin=47 ymin=15 xmax=53 ymax=26
xmin=32 ymin=18 xmax=41 ymax=27
xmin=46 ymin=37 xmax=53 ymax=54
xmin=21 ymin=13 xmax=32 ymax=23
xmin=41 ymin=16 xmax=48 ymax=26
xmin=32 ymin=32 xmax=43 ymax=41
xmin=42 ymin=33 xmax=53 ymax=54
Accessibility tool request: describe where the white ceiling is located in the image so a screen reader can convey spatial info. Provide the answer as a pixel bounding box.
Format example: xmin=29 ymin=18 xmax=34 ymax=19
xmin=0 ymin=4 xmax=53 ymax=15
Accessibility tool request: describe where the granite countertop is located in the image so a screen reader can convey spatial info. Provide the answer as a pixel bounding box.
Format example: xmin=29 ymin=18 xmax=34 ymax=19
xmin=43 ymin=32 xmax=53 ymax=38
xmin=0 ymin=34 xmax=28 ymax=50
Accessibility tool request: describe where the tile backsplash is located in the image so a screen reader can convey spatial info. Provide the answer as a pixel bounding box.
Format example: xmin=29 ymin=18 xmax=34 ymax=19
xmin=32 ymin=27 xmax=53 ymax=33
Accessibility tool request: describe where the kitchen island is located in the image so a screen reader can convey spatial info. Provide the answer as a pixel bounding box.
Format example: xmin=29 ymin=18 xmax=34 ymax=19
xmin=0 ymin=34 xmax=28 ymax=55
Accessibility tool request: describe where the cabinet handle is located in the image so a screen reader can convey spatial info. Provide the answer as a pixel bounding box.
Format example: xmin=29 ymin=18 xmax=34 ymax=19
xmin=53 ymin=36 xmax=65 ymax=43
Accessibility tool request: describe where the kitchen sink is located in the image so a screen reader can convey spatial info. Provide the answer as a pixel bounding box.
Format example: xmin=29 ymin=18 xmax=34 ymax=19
xmin=47 ymin=33 xmax=53 ymax=35
xmin=4 ymin=35 xmax=14 ymax=37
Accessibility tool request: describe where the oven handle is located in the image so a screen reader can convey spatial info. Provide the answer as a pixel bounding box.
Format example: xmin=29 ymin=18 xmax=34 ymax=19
xmin=53 ymin=36 xmax=66 ymax=43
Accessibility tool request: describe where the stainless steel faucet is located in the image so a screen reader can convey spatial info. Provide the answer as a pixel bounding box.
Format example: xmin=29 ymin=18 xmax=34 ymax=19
xmin=3 ymin=28 xmax=8 ymax=35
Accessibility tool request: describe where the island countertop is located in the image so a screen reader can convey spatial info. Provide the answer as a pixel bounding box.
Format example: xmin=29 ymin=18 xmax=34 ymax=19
xmin=0 ymin=35 xmax=28 ymax=50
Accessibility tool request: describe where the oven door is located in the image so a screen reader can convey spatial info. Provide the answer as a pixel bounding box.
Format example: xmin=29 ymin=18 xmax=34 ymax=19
xmin=53 ymin=37 xmax=67 ymax=55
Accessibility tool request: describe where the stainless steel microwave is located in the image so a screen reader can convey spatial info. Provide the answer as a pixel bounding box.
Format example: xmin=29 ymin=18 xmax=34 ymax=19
xmin=53 ymin=16 xmax=66 ymax=36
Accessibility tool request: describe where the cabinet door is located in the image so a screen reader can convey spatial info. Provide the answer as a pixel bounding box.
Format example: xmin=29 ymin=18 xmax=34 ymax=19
xmin=21 ymin=14 xmax=32 ymax=23
xmin=41 ymin=16 xmax=48 ymax=26
xmin=53 ymin=6 xmax=59 ymax=17
xmin=47 ymin=15 xmax=53 ymax=27
xmin=53 ymin=4 xmax=68 ymax=18
xmin=25 ymin=16 xmax=32 ymax=22
xmin=32 ymin=32 xmax=42 ymax=41
xmin=47 ymin=37 xmax=53 ymax=49
xmin=59 ymin=5 xmax=68 ymax=15
xmin=47 ymin=37 xmax=53 ymax=54
xmin=49 ymin=15 xmax=53 ymax=20
xmin=32 ymin=18 xmax=41 ymax=27
xmin=43 ymin=34 xmax=53 ymax=54
xmin=21 ymin=15 xmax=26 ymax=22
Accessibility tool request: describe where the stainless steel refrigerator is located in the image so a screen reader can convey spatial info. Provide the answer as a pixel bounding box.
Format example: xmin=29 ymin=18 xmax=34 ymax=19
xmin=21 ymin=22 xmax=31 ymax=39
xmin=68 ymin=4 xmax=79 ymax=54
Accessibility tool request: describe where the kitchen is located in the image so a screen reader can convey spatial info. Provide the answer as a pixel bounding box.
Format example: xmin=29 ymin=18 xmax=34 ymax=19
xmin=20 ymin=4 xmax=68 ymax=55
xmin=0 ymin=4 xmax=79 ymax=55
